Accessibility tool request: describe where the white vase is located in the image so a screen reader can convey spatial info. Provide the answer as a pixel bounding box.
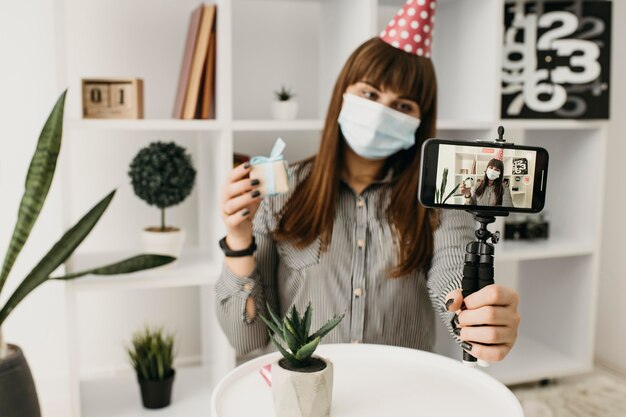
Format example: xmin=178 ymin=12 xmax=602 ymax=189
xmin=272 ymin=100 xmax=298 ymax=120
xmin=141 ymin=227 xmax=186 ymax=258
xmin=271 ymin=356 xmax=333 ymax=417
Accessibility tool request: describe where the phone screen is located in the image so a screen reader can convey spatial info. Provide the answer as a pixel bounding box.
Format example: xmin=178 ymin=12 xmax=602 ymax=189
xmin=420 ymin=140 xmax=548 ymax=213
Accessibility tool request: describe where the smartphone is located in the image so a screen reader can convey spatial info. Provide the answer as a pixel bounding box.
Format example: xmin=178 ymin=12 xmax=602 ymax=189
xmin=419 ymin=139 xmax=549 ymax=213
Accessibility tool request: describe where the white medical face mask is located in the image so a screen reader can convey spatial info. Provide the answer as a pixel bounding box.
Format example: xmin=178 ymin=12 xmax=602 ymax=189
xmin=486 ymin=168 xmax=500 ymax=181
xmin=337 ymin=93 xmax=421 ymax=160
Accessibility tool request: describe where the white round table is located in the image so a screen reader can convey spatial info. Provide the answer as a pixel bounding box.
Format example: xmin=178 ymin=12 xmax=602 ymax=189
xmin=211 ymin=343 xmax=523 ymax=417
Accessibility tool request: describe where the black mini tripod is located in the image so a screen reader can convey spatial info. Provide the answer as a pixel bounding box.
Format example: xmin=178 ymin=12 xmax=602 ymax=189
xmin=460 ymin=211 xmax=507 ymax=366
xmin=460 ymin=126 xmax=510 ymax=367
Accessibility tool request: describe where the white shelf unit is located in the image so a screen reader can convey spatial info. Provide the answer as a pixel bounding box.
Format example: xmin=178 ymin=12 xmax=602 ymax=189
xmin=52 ymin=0 xmax=606 ymax=415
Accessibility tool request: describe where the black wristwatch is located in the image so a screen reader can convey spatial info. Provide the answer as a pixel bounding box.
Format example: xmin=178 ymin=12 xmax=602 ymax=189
xmin=219 ymin=236 xmax=257 ymax=257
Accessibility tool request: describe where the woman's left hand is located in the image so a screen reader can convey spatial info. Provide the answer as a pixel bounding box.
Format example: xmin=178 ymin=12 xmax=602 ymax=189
xmin=444 ymin=284 xmax=520 ymax=362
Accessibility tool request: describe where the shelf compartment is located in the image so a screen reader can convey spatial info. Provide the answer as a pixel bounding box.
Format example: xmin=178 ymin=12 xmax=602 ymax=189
xmin=79 ymin=365 xmax=214 ymax=417
xmin=484 ymin=335 xmax=590 ymax=386
xmin=66 ymin=248 xmax=220 ymax=291
xmin=497 ymin=238 xmax=594 ymax=261
xmin=67 ymin=119 xmax=223 ymax=132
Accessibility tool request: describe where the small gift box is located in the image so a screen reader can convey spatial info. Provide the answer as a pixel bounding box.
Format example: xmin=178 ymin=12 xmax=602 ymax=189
xmin=250 ymin=138 xmax=290 ymax=196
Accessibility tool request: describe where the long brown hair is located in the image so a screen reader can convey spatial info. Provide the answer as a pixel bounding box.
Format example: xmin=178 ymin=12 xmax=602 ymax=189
xmin=475 ymin=158 xmax=505 ymax=206
xmin=275 ymin=37 xmax=439 ymax=278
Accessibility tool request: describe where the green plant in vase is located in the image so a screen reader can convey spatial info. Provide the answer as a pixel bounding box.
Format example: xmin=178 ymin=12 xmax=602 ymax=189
xmin=127 ymin=326 xmax=176 ymax=409
xmin=259 ymin=303 xmax=344 ymax=417
xmin=272 ymin=84 xmax=298 ymax=120
xmin=435 ymin=167 xmax=461 ymax=205
xmin=0 ymin=91 xmax=175 ymax=417
xmin=128 ymin=141 xmax=196 ymax=258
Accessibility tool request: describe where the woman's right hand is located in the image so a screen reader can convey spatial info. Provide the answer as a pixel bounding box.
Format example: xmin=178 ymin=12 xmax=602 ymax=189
xmin=460 ymin=182 xmax=471 ymax=197
xmin=220 ymin=162 xmax=263 ymax=249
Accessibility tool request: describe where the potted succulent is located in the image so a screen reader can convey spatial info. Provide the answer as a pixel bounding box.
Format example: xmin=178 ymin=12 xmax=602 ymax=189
xmin=127 ymin=326 xmax=176 ymax=409
xmin=0 ymin=91 xmax=175 ymax=417
xmin=128 ymin=141 xmax=196 ymax=258
xmin=260 ymin=303 xmax=344 ymax=417
xmin=272 ymin=85 xmax=298 ymax=120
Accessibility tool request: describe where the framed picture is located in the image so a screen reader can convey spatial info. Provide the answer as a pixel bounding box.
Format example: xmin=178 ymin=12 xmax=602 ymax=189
xmin=502 ymin=1 xmax=611 ymax=119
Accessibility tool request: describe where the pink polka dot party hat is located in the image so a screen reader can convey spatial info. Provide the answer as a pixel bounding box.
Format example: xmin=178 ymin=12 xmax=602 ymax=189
xmin=380 ymin=0 xmax=437 ymax=57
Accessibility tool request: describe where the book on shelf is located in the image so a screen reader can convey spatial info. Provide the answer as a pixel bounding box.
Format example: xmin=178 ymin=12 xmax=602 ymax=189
xmin=173 ymin=3 xmax=217 ymax=120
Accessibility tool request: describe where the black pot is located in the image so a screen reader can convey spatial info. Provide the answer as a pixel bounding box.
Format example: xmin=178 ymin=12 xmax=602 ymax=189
xmin=0 ymin=344 xmax=41 ymax=417
xmin=138 ymin=370 xmax=175 ymax=409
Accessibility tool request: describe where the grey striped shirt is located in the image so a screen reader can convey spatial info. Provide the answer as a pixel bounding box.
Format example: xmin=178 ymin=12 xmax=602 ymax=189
xmin=216 ymin=162 xmax=475 ymax=358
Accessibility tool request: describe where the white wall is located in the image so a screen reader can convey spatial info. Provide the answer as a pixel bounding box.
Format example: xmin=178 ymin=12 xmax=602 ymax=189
xmin=0 ymin=0 xmax=70 ymax=413
xmin=596 ymin=0 xmax=626 ymax=374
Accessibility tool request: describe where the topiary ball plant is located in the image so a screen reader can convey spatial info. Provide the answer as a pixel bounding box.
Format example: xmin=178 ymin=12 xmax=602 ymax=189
xmin=128 ymin=141 xmax=196 ymax=231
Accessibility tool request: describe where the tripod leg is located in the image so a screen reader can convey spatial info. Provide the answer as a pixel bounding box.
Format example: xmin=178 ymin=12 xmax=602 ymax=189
xmin=461 ymin=242 xmax=480 ymax=366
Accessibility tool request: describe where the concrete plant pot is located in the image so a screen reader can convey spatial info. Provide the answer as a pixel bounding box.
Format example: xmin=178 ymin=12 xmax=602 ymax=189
xmin=141 ymin=227 xmax=185 ymax=258
xmin=271 ymin=355 xmax=333 ymax=417
xmin=272 ymin=101 xmax=298 ymax=120
xmin=0 ymin=344 xmax=41 ymax=417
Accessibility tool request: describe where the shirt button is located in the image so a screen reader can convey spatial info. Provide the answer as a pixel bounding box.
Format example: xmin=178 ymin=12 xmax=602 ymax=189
xmin=357 ymin=239 xmax=365 ymax=249
xmin=354 ymin=288 xmax=363 ymax=297
xmin=243 ymin=283 xmax=253 ymax=292
xmin=357 ymin=199 xmax=365 ymax=208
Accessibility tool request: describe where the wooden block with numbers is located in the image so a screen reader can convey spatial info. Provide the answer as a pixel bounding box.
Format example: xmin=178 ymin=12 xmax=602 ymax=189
xmin=82 ymin=78 xmax=144 ymax=119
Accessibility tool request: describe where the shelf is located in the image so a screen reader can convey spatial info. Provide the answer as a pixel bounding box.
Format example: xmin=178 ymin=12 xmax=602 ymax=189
xmin=231 ymin=119 xmax=324 ymax=131
xmin=80 ymin=365 xmax=214 ymax=417
xmin=497 ymin=238 xmax=594 ymax=262
xmin=484 ymin=335 xmax=590 ymax=386
xmin=437 ymin=120 xmax=494 ymax=130
xmin=66 ymin=248 xmax=221 ymax=292
xmin=67 ymin=119 xmax=224 ymax=132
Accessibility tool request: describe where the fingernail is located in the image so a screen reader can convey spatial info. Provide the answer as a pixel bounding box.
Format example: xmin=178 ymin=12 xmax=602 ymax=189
xmin=461 ymin=341 xmax=473 ymax=351
xmin=453 ymin=328 xmax=461 ymax=337
xmin=453 ymin=313 xmax=460 ymax=326
xmin=251 ymin=179 xmax=260 ymax=186
xmin=251 ymin=190 xmax=261 ymax=198
xmin=242 ymin=209 xmax=250 ymax=217
xmin=444 ymin=298 xmax=454 ymax=312
xmin=244 ymin=162 xmax=251 ymax=169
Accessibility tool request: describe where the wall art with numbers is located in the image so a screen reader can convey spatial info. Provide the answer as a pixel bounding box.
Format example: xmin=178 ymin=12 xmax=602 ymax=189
xmin=502 ymin=1 xmax=611 ymax=119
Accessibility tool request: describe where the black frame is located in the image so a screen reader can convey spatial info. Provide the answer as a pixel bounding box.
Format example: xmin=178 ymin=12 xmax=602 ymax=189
xmin=419 ymin=138 xmax=549 ymax=213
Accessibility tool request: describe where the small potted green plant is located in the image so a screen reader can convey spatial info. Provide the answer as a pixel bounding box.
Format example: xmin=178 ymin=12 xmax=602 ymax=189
xmin=260 ymin=303 xmax=344 ymax=417
xmin=272 ymin=85 xmax=298 ymax=120
xmin=128 ymin=141 xmax=196 ymax=258
xmin=127 ymin=326 xmax=176 ymax=409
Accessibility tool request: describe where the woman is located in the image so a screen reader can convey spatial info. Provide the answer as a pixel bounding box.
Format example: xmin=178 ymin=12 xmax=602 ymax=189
xmin=461 ymin=158 xmax=514 ymax=207
xmin=216 ymin=3 xmax=519 ymax=364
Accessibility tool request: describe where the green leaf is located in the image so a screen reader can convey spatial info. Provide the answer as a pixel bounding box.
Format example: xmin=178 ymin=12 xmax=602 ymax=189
xmin=290 ymin=304 xmax=301 ymax=332
xmin=259 ymin=313 xmax=283 ymax=336
xmin=283 ymin=317 xmax=301 ymax=352
xmin=50 ymin=254 xmax=176 ymax=280
xmin=442 ymin=183 xmax=461 ymax=204
xmin=435 ymin=189 xmax=440 ymax=204
xmin=295 ymin=336 xmax=320 ymax=362
xmin=308 ymin=314 xmax=343 ymax=342
xmin=0 ymin=91 xmax=66 ymax=294
xmin=301 ymin=303 xmax=312 ymax=339
xmin=269 ymin=334 xmax=299 ymax=366
xmin=309 ymin=313 xmax=345 ymax=342
xmin=266 ymin=302 xmax=284 ymax=332
xmin=0 ymin=190 xmax=115 ymax=325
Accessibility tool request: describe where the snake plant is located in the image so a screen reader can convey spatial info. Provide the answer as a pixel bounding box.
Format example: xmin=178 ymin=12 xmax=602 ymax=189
xmin=260 ymin=302 xmax=344 ymax=368
xmin=0 ymin=91 xmax=175 ymax=359
xmin=435 ymin=168 xmax=461 ymax=205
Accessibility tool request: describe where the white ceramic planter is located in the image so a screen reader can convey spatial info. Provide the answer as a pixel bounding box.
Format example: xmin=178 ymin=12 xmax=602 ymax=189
xmin=271 ymin=356 xmax=333 ymax=417
xmin=141 ymin=227 xmax=186 ymax=258
xmin=272 ymin=101 xmax=298 ymax=120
